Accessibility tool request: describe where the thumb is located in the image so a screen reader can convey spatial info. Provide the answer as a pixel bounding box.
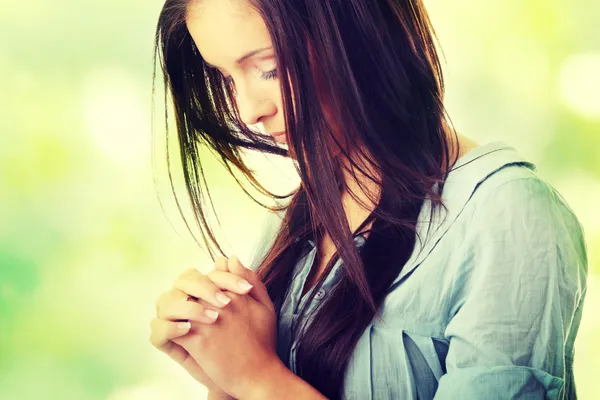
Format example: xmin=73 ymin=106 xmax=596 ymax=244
xmin=228 ymin=255 xmax=274 ymax=312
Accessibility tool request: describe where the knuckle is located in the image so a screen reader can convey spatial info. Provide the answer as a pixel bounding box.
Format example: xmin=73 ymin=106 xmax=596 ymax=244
xmin=194 ymin=333 xmax=209 ymax=348
xmin=156 ymin=303 xmax=169 ymax=319
xmin=150 ymin=318 xmax=166 ymax=343
xmin=229 ymin=289 xmax=243 ymax=299
xmin=149 ymin=332 xmax=157 ymax=346
xmin=206 ymin=270 xmax=217 ymax=279
xmin=184 ymin=302 xmax=201 ymax=319
xmin=225 ymin=291 xmax=240 ymax=301
xmin=172 ymin=276 xmax=184 ymax=289
xmin=181 ymin=267 xmax=198 ymax=276
xmin=196 ymin=298 xmax=212 ymax=310
xmin=206 ymin=270 xmax=225 ymax=285
xmin=175 ymin=301 xmax=195 ymax=319
xmin=194 ymin=279 xmax=213 ymax=296
xmin=149 ymin=317 xmax=159 ymax=331
xmin=167 ymin=301 xmax=202 ymax=321
xmin=207 ymin=270 xmax=246 ymax=293
xmin=156 ymin=302 xmax=172 ymax=320
xmin=174 ymin=269 xmax=198 ymax=285
xmin=150 ymin=326 xmax=162 ymax=340
xmin=215 ymin=255 xmax=228 ymax=264
xmin=184 ymin=268 xmax=202 ymax=276
xmin=155 ymin=291 xmax=168 ymax=310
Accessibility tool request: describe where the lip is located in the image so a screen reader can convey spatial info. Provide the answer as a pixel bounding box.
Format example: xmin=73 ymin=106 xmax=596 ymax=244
xmin=269 ymin=131 xmax=287 ymax=143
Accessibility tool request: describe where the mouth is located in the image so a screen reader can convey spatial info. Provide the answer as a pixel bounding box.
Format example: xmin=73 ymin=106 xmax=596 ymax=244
xmin=270 ymin=131 xmax=287 ymax=143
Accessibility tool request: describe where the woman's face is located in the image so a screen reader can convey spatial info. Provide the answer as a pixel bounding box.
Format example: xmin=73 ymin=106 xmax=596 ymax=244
xmin=186 ymin=0 xmax=346 ymax=156
xmin=186 ymin=0 xmax=287 ymax=143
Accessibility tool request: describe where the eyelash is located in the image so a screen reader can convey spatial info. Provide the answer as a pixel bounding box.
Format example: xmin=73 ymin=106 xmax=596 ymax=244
xmin=224 ymin=68 xmax=278 ymax=88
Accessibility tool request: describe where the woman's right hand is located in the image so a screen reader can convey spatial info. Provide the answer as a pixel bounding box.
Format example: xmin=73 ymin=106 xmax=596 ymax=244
xmin=149 ymin=256 xmax=255 ymax=396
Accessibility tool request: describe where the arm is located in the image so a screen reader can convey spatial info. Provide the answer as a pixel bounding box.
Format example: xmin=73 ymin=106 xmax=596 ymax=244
xmin=243 ymin=357 xmax=328 ymax=400
xmin=434 ymin=178 xmax=587 ymax=399
xmin=207 ymin=392 xmax=236 ymax=400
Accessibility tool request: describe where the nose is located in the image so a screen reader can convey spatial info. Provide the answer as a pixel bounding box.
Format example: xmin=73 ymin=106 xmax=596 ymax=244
xmin=235 ymin=83 xmax=277 ymax=126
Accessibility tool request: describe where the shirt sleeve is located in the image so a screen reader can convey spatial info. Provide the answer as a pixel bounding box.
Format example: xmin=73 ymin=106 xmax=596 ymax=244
xmin=434 ymin=177 xmax=588 ymax=400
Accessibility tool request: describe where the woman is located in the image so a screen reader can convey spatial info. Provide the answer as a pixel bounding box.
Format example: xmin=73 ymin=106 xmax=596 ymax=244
xmin=149 ymin=0 xmax=588 ymax=399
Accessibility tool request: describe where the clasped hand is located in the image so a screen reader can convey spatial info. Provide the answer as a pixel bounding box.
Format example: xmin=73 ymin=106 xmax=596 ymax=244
xmin=150 ymin=255 xmax=280 ymax=399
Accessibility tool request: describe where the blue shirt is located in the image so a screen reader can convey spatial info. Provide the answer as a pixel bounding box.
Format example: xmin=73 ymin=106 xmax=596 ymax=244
xmin=247 ymin=141 xmax=588 ymax=399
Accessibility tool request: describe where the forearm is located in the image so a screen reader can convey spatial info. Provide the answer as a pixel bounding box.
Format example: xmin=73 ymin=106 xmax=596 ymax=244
xmin=242 ymin=359 xmax=328 ymax=400
xmin=207 ymin=391 xmax=236 ymax=400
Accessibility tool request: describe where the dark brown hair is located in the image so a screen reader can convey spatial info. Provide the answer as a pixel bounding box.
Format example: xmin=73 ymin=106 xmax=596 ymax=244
xmin=153 ymin=0 xmax=459 ymax=398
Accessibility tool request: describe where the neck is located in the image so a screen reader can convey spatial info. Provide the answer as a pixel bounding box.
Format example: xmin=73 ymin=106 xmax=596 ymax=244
xmin=335 ymin=144 xmax=381 ymax=236
xmin=334 ymin=122 xmax=461 ymax=236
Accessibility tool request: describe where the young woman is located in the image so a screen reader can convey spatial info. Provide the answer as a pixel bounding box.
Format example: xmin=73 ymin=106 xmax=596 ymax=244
xmin=149 ymin=0 xmax=588 ymax=399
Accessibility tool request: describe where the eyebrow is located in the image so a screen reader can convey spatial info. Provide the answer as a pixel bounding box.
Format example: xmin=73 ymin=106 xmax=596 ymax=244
xmin=203 ymin=46 xmax=273 ymax=70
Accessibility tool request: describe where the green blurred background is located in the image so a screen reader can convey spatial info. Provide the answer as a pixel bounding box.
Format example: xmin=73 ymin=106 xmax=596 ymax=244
xmin=1 ymin=0 xmax=598 ymax=398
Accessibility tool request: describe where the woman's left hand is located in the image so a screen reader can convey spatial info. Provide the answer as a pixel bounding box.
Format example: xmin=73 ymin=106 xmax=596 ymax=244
xmin=171 ymin=255 xmax=280 ymax=399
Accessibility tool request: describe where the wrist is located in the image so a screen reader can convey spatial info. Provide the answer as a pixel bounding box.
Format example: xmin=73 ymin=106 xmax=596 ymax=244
xmin=242 ymin=357 xmax=289 ymax=400
xmin=241 ymin=357 xmax=328 ymax=400
xmin=207 ymin=390 xmax=236 ymax=400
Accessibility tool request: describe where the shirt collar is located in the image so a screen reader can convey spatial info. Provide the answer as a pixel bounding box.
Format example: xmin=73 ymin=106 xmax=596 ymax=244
xmin=389 ymin=140 xmax=536 ymax=288
xmin=299 ymin=141 xmax=537 ymax=288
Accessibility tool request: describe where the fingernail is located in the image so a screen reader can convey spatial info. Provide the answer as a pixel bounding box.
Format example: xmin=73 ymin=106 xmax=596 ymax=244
xmin=215 ymin=291 xmax=231 ymax=305
xmin=204 ymin=309 xmax=219 ymax=319
xmin=238 ymin=279 xmax=253 ymax=291
xmin=177 ymin=322 xmax=191 ymax=331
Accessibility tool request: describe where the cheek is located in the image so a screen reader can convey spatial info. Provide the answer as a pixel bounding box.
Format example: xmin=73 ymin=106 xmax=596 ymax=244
xmin=283 ymin=70 xmax=297 ymax=120
xmin=281 ymin=68 xmax=344 ymax=160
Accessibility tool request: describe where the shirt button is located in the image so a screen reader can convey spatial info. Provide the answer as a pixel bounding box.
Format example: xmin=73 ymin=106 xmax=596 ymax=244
xmin=315 ymin=288 xmax=326 ymax=300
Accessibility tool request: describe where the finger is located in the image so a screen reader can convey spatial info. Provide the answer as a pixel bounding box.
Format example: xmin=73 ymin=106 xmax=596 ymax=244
xmin=214 ymin=255 xmax=229 ymax=271
xmin=157 ymin=296 xmax=220 ymax=323
xmin=149 ymin=318 xmax=194 ymax=365
xmin=206 ymin=269 xmax=254 ymax=295
xmin=194 ymin=297 xmax=225 ymax=317
xmin=149 ymin=317 xmax=192 ymax=349
xmin=174 ymin=268 xmax=232 ymax=309
xmin=227 ymin=255 xmax=274 ymax=311
xmin=156 ymin=288 xmax=195 ymax=317
xmin=155 ymin=290 xmax=171 ymax=316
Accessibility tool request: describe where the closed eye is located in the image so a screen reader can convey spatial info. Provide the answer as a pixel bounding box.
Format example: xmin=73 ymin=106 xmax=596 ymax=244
xmin=261 ymin=69 xmax=278 ymax=80
xmin=223 ymin=68 xmax=278 ymax=88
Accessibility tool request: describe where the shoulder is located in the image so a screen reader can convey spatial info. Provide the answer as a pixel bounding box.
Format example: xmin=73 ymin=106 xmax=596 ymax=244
xmin=435 ymin=169 xmax=587 ymax=398
xmin=461 ymin=172 xmax=588 ymax=298
xmin=468 ymin=172 xmax=585 ymax=249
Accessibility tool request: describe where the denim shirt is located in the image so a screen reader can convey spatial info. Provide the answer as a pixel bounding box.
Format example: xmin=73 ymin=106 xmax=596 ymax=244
xmin=247 ymin=141 xmax=588 ymax=400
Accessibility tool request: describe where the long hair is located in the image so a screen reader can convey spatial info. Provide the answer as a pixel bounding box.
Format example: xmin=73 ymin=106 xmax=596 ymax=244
xmin=153 ymin=1 xmax=460 ymax=398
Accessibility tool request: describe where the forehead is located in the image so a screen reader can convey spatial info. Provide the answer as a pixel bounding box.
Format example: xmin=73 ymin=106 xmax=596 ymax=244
xmin=186 ymin=0 xmax=272 ymax=66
